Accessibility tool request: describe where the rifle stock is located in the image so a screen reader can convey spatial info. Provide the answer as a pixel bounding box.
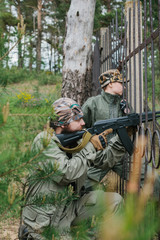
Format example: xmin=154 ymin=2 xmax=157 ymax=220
xmin=56 ymin=111 xmax=160 ymax=155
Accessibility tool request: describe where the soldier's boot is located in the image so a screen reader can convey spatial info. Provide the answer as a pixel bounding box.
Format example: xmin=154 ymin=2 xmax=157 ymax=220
xmin=18 ymin=224 xmax=30 ymax=240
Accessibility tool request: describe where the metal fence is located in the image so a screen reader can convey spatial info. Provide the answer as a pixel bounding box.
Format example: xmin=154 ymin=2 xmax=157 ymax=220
xmin=92 ymin=0 xmax=160 ymax=196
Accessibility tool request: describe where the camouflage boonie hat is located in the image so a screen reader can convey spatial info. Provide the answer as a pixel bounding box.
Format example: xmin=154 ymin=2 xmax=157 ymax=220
xmin=99 ymin=69 xmax=129 ymax=88
xmin=52 ymin=97 xmax=83 ymax=126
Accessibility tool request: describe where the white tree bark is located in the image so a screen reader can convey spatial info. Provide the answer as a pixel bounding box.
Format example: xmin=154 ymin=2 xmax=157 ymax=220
xmin=62 ymin=0 xmax=96 ymax=105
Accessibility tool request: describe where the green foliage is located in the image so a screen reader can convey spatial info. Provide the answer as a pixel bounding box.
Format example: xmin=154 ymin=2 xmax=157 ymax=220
xmin=0 ymin=66 xmax=62 ymax=87
xmin=53 ymin=0 xmax=71 ymax=36
xmin=0 ymin=75 xmax=61 ymax=219
xmin=120 ymin=195 xmax=159 ymax=240
xmin=0 ymin=34 xmax=8 ymax=59
xmin=38 ymin=71 xmax=62 ymax=86
xmin=141 ymin=0 xmax=159 ymax=32
xmin=94 ymin=0 xmax=125 ymax=32
xmin=0 ymin=1 xmax=18 ymax=31
xmin=71 ymin=217 xmax=99 ymax=240
xmin=146 ymin=69 xmax=160 ymax=103
xmin=42 ymin=226 xmax=61 ymax=240
xmin=143 ymin=49 xmax=160 ymax=111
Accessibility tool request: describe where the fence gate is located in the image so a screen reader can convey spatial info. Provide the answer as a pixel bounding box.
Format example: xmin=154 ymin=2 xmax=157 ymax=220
xmin=92 ymin=0 xmax=160 ymax=198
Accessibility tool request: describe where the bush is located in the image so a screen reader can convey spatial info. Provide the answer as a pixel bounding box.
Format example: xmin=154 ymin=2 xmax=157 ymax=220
xmin=0 ymin=67 xmax=62 ymax=87
xmin=38 ymin=71 xmax=62 ymax=85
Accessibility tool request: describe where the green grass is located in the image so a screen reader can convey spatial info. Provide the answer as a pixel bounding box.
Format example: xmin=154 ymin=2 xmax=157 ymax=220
xmin=0 ymin=76 xmax=61 ymax=219
xmin=0 ymin=66 xmax=62 ymax=87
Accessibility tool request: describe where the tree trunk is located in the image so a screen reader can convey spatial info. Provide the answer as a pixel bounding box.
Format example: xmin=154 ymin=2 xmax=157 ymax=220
xmin=61 ymin=0 xmax=96 ymax=105
xmin=49 ymin=43 xmax=52 ymax=72
xmin=17 ymin=0 xmax=23 ymax=68
xmin=106 ymin=0 xmax=111 ymax=13
xmin=29 ymin=36 xmax=33 ymax=71
xmin=37 ymin=0 xmax=42 ymax=72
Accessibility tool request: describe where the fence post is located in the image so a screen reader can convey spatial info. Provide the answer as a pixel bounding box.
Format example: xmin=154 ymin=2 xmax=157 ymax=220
xmin=92 ymin=35 xmax=101 ymax=96
xmin=100 ymin=27 xmax=110 ymax=73
xmin=125 ymin=0 xmax=143 ymax=113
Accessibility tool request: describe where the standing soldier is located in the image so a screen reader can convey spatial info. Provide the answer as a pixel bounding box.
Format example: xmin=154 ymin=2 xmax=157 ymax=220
xmin=82 ymin=69 xmax=160 ymax=199
xmin=82 ymin=69 xmax=130 ymax=190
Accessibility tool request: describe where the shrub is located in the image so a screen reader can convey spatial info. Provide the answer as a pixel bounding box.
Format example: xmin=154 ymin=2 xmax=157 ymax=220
xmin=0 ymin=67 xmax=62 ymax=87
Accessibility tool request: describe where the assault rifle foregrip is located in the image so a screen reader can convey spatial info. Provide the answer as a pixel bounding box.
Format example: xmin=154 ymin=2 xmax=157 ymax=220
xmin=56 ymin=111 xmax=160 ymax=155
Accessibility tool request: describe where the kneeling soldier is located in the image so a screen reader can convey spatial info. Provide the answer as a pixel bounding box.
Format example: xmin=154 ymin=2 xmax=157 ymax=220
xmin=19 ymin=97 xmax=125 ymax=240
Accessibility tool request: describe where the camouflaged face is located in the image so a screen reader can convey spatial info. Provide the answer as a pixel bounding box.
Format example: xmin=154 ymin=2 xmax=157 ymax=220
xmin=52 ymin=97 xmax=83 ymax=126
xmin=99 ymin=69 xmax=129 ymax=88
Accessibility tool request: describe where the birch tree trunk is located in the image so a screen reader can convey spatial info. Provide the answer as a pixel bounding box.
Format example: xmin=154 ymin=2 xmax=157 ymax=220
xmin=61 ymin=0 xmax=96 ymax=105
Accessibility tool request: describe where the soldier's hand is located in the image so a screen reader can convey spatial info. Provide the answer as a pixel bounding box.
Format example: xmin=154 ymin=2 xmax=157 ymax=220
xmin=90 ymin=129 xmax=113 ymax=151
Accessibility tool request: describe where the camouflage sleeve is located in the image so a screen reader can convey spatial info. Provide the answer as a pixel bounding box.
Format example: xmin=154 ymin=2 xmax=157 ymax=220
xmin=82 ymin=98 xmax=94 ymax=128
xmin=92 ymin=135 xmax=126 ymax=169
xmin=37 ymin=135 xmax=97 ymax=184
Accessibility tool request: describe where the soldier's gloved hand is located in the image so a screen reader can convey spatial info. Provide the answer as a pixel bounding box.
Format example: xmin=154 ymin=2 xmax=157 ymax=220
xmin=120 ymin=99 xmax=131 ymax=114
xmin=90 ymin=129 xmax=113 ymax=151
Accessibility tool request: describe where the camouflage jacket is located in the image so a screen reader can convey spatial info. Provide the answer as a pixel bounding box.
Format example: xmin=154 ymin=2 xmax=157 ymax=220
xmin=22 ymin=130 xmax=125 ymax=234
xmin=82 ymin=90 xmax=124 ymax=129
xmin=82 ymin=90 xmax=127 ymax=185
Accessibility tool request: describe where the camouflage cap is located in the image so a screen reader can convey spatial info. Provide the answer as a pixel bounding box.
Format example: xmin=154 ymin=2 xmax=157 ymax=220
xmin=99 ymin=69 xmax=129 ymax=88
xmin=52 ymin=97 xmax=83 ymax=126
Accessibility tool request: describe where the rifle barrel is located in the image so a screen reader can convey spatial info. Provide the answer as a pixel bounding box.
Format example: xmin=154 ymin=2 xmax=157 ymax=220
xmin=142 ymin=111 xmax=160 ymax=122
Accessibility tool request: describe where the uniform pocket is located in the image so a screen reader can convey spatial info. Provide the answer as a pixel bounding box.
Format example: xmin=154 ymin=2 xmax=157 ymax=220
xmin=22 ymin=206 xmax=51 ymax=230
xmin=23 ymin=206 xmax=37 ymax=221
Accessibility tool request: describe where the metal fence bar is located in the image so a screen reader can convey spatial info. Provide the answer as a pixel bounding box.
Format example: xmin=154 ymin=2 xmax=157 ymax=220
xmin=149 ymin=0 xmax=156 ymax=132
xmin=109 ymin=23 xmax=112 ymax=69
xmin=105 ymin=30 xmax=108 ymax=71
xmin=105 ymin=27 xmax=109 ymax=71
xmin=128 ymin=7 xmax=132 ymax=109
xmin=144 ymin=0 xmax=148 ymax=123
xmin=144 ymin=0 xmax=149 ymax=176
xmin=138 ymin=0 xmax=143 ymax=120
xmin=159 ymin=0 xmax=160 ymax=53
xmin=112 ymin=19 xmax=115 ymax=68
xmin=125 ymin=29 xmax=160 ymax=61
xmin=92 ymin=33 xmax=101 ymax=96
xmin=115 ymin=10 xmax=118 ymax=67
xmin=133 ymin=1 xmax=137 ymax=112
xmin=121 ymin=15 xmax=129 ymax=196
xmin=102 ymin=33 xmax=105 ymax=73
xmin=120 ymin=6 xmax=123 ymax=61
xmin=123 ymin=16 xmax=127 ymax=100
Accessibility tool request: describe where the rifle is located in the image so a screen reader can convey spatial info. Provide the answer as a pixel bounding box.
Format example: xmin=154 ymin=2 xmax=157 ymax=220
xmin=56 ymin=111 xmax=160 ymax=155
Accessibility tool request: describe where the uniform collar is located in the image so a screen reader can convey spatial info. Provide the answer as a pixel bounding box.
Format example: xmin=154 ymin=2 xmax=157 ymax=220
xmin=101 ymin=89 xmax=122 ymax=103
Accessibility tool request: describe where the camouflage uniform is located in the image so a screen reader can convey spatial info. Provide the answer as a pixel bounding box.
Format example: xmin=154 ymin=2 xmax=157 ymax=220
xmin=21 ymin=98 xmax=125 ymax=240
xmin=82 ymin=69 xmax=129 ymax=189
xmin=82 ymin=70 xmax=160 ymax=197
xmin=82 ymin=90 xmax=126 ymax=189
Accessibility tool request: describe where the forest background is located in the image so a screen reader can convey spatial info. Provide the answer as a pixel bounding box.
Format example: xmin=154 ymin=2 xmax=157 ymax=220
xmin=0 ymin=0 xmax=160 ymax=239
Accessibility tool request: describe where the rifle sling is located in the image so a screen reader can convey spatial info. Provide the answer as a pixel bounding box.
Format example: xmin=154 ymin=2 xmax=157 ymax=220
xmin=57 ymin=131 xmax=92 ymax=153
